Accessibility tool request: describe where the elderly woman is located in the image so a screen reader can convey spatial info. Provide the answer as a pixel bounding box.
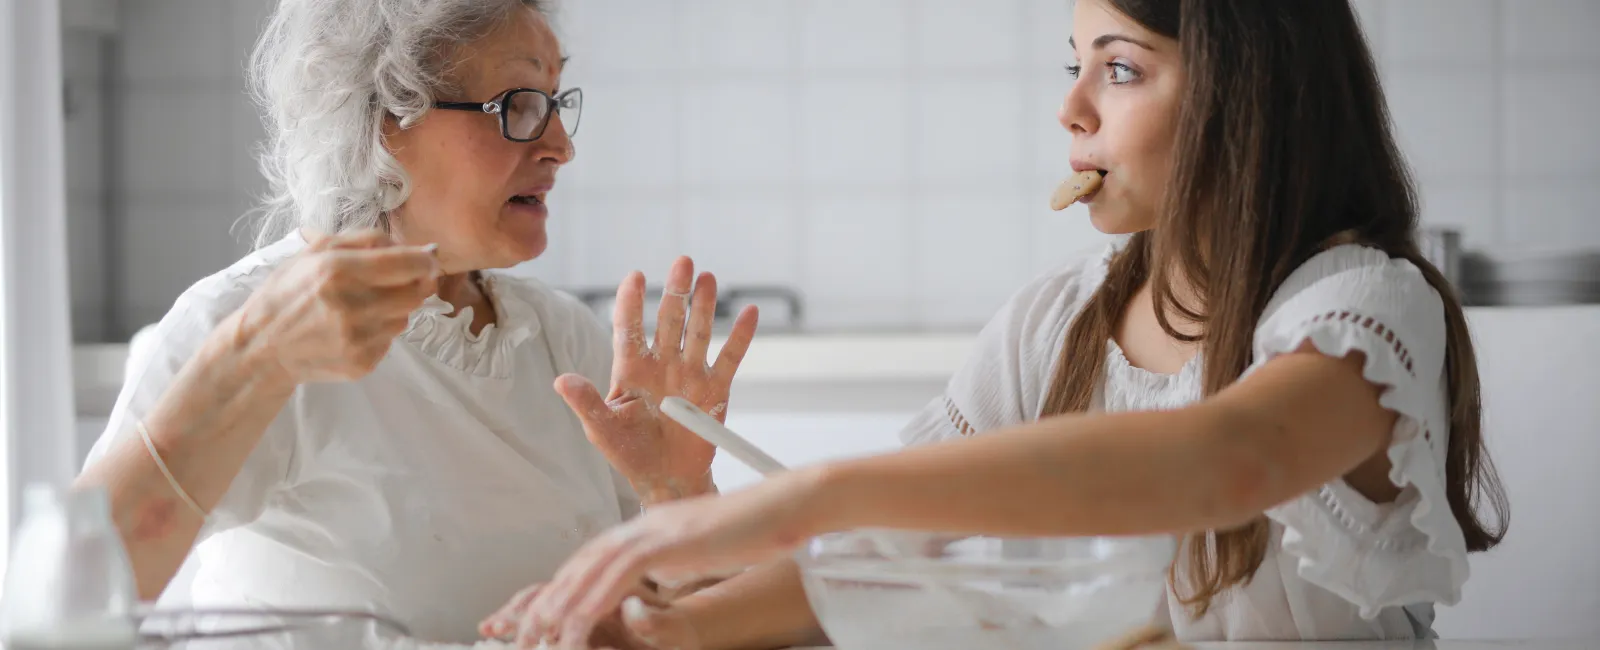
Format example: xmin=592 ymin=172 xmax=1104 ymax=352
xmin=75 ymin=0 xmax=756 ymax=643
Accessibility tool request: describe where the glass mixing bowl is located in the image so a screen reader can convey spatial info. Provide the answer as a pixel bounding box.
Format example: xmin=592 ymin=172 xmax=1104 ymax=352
xmin=796 ymin=529 xmax=1177 ymax=650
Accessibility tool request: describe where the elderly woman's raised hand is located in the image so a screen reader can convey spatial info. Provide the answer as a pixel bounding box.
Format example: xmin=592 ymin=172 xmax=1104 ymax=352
xmin=554 ymin=257 xmax=759 ymax=505
xmin=236 ymin=229 xmax=439 ymax=384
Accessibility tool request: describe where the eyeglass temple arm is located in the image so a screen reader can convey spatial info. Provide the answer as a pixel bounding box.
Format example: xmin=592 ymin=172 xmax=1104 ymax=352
xmin=434 ymin=101 xmax=496 ymax=113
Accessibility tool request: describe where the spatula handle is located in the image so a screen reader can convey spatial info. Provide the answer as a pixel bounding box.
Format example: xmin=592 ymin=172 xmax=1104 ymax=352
xmin=661 ymin=398 xmax=790 ymax=477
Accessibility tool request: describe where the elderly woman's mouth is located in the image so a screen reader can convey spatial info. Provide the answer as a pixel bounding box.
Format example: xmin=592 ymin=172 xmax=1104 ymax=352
xmin=508 ymin=183 xmax=552 ymax=211
xmin=506 ymin=194 xmax=548 ymax=218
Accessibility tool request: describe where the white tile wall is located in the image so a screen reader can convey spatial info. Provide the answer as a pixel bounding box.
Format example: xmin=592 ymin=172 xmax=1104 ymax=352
xmin=801 ymin=191 xmax=914 ymax=328
xmin=230 ymin=90 xmax=270 ymax=198
xmin=117 ymin=196 xmax=252 ymax=328
xmin=63 ymin=34 xmax=105 ymax=197
xmin=117 ymin=0 xmax=231 ymax=83
xmin=62 ymin=29 xmax=110 ymax=340
xmin=569 ymin=194 xmax=683 ymax=287
xmin=1030 ymin=203 xmax=1111 ymax=277
xmin=229 ymin=0 xmax=276 ymax=71
xmin=914 ymin=0 xmax=1025 ymax=71
xmin=682 ymin=0 xmax=794 ymax=70
xmin=797 ymin=79 xmax=913 ymax=187
xmin=118 ymin=89 xmax=233 ymax=194
xmin=682 ymin=193 xmax=801 ymax=286
xmin=564 ymin=81 xmax=681 ymax=191
xmin=74 ymin=0 xmax=1600 ymax=339
xmin=1384 ymin=71 xmax=1498 ymax=178
xmin=798 ymin=0 xmax=910 ymax=72
xmin=67 ymin=196 xmax=108 ymax=340
xmin=915 ymin=77 xmax=1028 ymax=184
xmin=911 ymin=187 xmax=1031 ymax=326
xmin=1367 ymin=0 xmax=1600 ymax=247
xmin=1030 ymin=75 xmax=1076 ymax=181
xmin=1383 ymin=0 xmax=1496 ymax=65
xmin=1416 ymin=182 xmax=1499 ymax=249
xmin=558 ymin=0 xmax=683 ymax=74
xmin=1504 ymin=183 xmax=1600 ymax=249
xmin=1026 ymin=0 xmax=1075 ymax=75
xmin=64 ymin=83 xmax=107 ymax=196
xmin=1504 ymin=72 xmax=1600 ymax=179
xmin=681 ymin=81 xmax=794 ymax=187
xmin=1504 ymin=0 xmax=1600 ymax=63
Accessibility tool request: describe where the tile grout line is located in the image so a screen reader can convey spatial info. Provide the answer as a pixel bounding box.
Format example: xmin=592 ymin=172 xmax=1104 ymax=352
xmin=102 ymin=29 xmax=125 ymax=339
xmin=546 ymin=56 xmax=1599 ymax=85
xmin=904 ymin=0 xmax=922 ymax=327
xmin=672 ymin=0 xmax=689 ymax=266
xmin=1490 ymin=0 xmax=1509 ymax=245
xmin=1021 ymin=0 xmax=1043 ymax=279
xmin=788 ymin=0 xmax=807 ymax=311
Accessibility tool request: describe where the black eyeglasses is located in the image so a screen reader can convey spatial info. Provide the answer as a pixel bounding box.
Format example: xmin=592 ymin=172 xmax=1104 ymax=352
xmin=433 ymin=87 xmax=583 ymax=142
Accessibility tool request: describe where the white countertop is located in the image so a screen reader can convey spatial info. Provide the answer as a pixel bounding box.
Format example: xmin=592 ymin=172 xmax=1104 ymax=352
xmin=70 ymin=332 xmax=979 ymax=416
xmin=70 ymin=304 xmax=1600 ymax=415
xmin=1184 ymin=642 xmax=1589 ymax=650
xmin=793 ymin=642 xmax=1589 ymax=650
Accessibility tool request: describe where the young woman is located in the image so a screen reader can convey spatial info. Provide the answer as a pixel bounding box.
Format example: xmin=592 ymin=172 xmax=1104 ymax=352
xmin=486 ymin=0 xmax=1509 ymax=647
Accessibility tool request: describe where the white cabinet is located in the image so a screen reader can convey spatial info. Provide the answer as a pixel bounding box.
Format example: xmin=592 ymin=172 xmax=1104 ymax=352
xmin=713 ymin=411 xmax=912 ymax=492
xmin=1432 ymin=307 xmax=1600 ymax=640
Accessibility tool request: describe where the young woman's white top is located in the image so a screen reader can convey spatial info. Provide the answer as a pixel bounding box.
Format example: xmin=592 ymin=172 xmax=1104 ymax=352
xmin=899 ymin=239 xmax=1466 ymax=641
xmin=84 ymin=232 xmax=639 ymax=643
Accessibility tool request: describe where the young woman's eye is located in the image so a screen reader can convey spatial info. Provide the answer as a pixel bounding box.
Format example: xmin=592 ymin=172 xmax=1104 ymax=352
xmin=1108 ymin=61 xmax=1141 ymax=84
xmin=1064 ymin=63 xmax=1082 ymax=80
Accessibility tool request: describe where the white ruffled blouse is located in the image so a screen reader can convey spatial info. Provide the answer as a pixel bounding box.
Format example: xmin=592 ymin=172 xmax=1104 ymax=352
xmin=83 ymin=232 xmax=639 ymax=643
xmin=899 ymin=240 xmax=1464 ymax=641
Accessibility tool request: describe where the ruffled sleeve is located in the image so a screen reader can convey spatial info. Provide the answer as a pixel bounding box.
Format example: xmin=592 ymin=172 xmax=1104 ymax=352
xmin=1249 ymin=244 xmax=1468 ymax=617
xmin=898 ymin=245 xmax=1112 ymax=447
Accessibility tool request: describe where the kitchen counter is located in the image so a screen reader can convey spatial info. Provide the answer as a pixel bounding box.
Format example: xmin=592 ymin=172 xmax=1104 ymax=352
xmin=1185 ymin=643 xmax=1588 ymax=650
xmin=70 ymin=332 xmax=977 ymax=416
xmin=73 ymin=305 xmax=1600 ymax=414
xmin=1180 ymin=644 xmax=1592 ymax=650
xmin=791 ymin=642 xmax=1590 ymax=650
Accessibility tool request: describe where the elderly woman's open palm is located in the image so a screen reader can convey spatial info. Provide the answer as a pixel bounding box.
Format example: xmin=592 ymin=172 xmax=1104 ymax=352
xmin=554 ymin=257 xmax=758 ymax=504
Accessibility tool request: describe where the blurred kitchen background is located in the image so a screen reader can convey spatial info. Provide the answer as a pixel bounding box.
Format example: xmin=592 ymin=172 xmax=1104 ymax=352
xmin=3 ymin=0 xmax=1596 ymax=641
xmin=66 ymin=0 xmax=1600 ymax=342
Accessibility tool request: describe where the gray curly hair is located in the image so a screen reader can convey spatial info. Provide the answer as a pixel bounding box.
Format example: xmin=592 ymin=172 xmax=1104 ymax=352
xmin=246 ymin=0 xmax=552 ymax=248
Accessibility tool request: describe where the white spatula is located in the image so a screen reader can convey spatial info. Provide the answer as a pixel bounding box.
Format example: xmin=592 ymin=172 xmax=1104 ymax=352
xmin=660 ymin=398 xmax=786 ymax=477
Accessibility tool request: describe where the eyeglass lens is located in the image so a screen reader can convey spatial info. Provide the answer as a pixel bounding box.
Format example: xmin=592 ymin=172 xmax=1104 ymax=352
xmin=505 ymin=90 xmax=582 ymax=140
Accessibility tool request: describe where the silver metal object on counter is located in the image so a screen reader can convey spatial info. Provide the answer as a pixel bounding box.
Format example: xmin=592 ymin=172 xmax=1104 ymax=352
xmin=570 ymin=285 xmax=804 ymax=333
xmin=1419 ymin=226 xmax=1600 ymax=306
xmin=132 ymin=607 xmax=411 ymax=647
xmin=1419 ymin=226 xmax=1463 ymax=287
xmin=1462 ymin=248 xmax=1600 ymax=306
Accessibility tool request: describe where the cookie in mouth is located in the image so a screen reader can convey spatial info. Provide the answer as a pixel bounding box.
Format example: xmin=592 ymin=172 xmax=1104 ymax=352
xmin=1050 ymin=169 xmax=1107 ymax=211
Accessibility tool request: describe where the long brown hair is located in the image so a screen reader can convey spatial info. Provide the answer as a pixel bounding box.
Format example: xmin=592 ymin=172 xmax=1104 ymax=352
xmin=1041 ymin=0 xmax=1509 ymax=616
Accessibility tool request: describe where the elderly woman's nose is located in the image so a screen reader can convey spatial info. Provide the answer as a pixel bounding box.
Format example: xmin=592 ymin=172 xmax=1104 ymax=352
xmin=536 ymin=117 xmax=575 ymax=164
